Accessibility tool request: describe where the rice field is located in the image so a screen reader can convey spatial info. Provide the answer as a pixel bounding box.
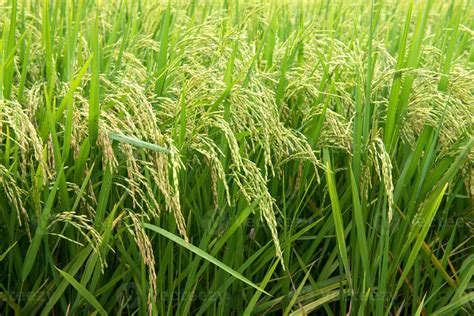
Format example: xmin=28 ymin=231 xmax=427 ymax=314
xmin=0 ymin=0 xmax=473 ymax=314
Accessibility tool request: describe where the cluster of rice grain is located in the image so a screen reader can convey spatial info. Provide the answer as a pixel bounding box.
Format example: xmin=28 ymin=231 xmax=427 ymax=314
xmin=0 ymin=0 xmax=473 ymax=315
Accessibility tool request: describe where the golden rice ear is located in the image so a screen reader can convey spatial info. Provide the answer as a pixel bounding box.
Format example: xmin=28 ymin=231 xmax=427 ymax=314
xmin=127 ymin=211 xmax=157 ymax=312
xmin=48 ymin=211 xmax=105 ymax=270
xmin=168 ymin=139 xmax=189 ymax=241
xmin=190 ymin=135 xmax=232 ymax=206
xmin=232 ymin=159 xmax=283 ymax=262
xmin=374 ymin=138 xmax=395 ymax=224
xmin=0 ymin=165 xmax=29 ymax=236
xmin=0 ymin=100 xmax=49 ymax=181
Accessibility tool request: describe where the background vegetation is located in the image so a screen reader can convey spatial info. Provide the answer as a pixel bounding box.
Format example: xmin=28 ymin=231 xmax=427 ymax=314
xmin=0 ymin=0 xmax=473 ymax=314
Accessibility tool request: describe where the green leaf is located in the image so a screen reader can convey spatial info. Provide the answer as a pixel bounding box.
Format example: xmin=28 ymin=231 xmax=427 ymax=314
xmin=325 ymin=160 xmax=352 ymax=289
xmin=109 ymin=132 xmax=171 ymax=154
xmin=88 ymin=9 xmax=100 ymax=148
xmin=22 ymin=170 xmax=64 ymax=281
xmin=143 ymin=223 xmax=271 ymax=296
xmin=243 ymin=259 xmax=278 ymax=316
xmin=432 ymin=292 xmax=474 ymax=316
xmin=0 ymin=242 xmax=17 ymax=262
xmin=56 ymin=268 xmax=107 ymax=316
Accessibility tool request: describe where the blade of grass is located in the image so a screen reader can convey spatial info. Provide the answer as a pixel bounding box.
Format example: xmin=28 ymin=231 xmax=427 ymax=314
xmin=143 ymin=223 xmax=271 ymax=296
xmin=88 ymin=8 xmax=100 ymax=148
xmin=243 ymin=259 xmax=279 ymax=316
xmin=56 ymin=268 xmax=107 ymax=316
xmin=22 ymin=169 xmax=63 ymax=281
xmin=109 ymin=132 xmax=171 ymax=154
xmin=324 ymin=158 xmax=352 ymax=289
xmin=432 ymin=292 xmax=474 ymax=316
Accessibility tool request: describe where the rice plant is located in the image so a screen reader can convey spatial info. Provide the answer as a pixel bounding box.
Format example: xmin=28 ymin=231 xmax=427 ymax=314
xmin=0 ymin=0 xmax=473 ymax=315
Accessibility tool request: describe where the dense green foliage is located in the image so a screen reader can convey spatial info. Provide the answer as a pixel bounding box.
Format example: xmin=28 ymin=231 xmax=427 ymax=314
xmin=0 ymin=0 xmax=473 ymax=314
